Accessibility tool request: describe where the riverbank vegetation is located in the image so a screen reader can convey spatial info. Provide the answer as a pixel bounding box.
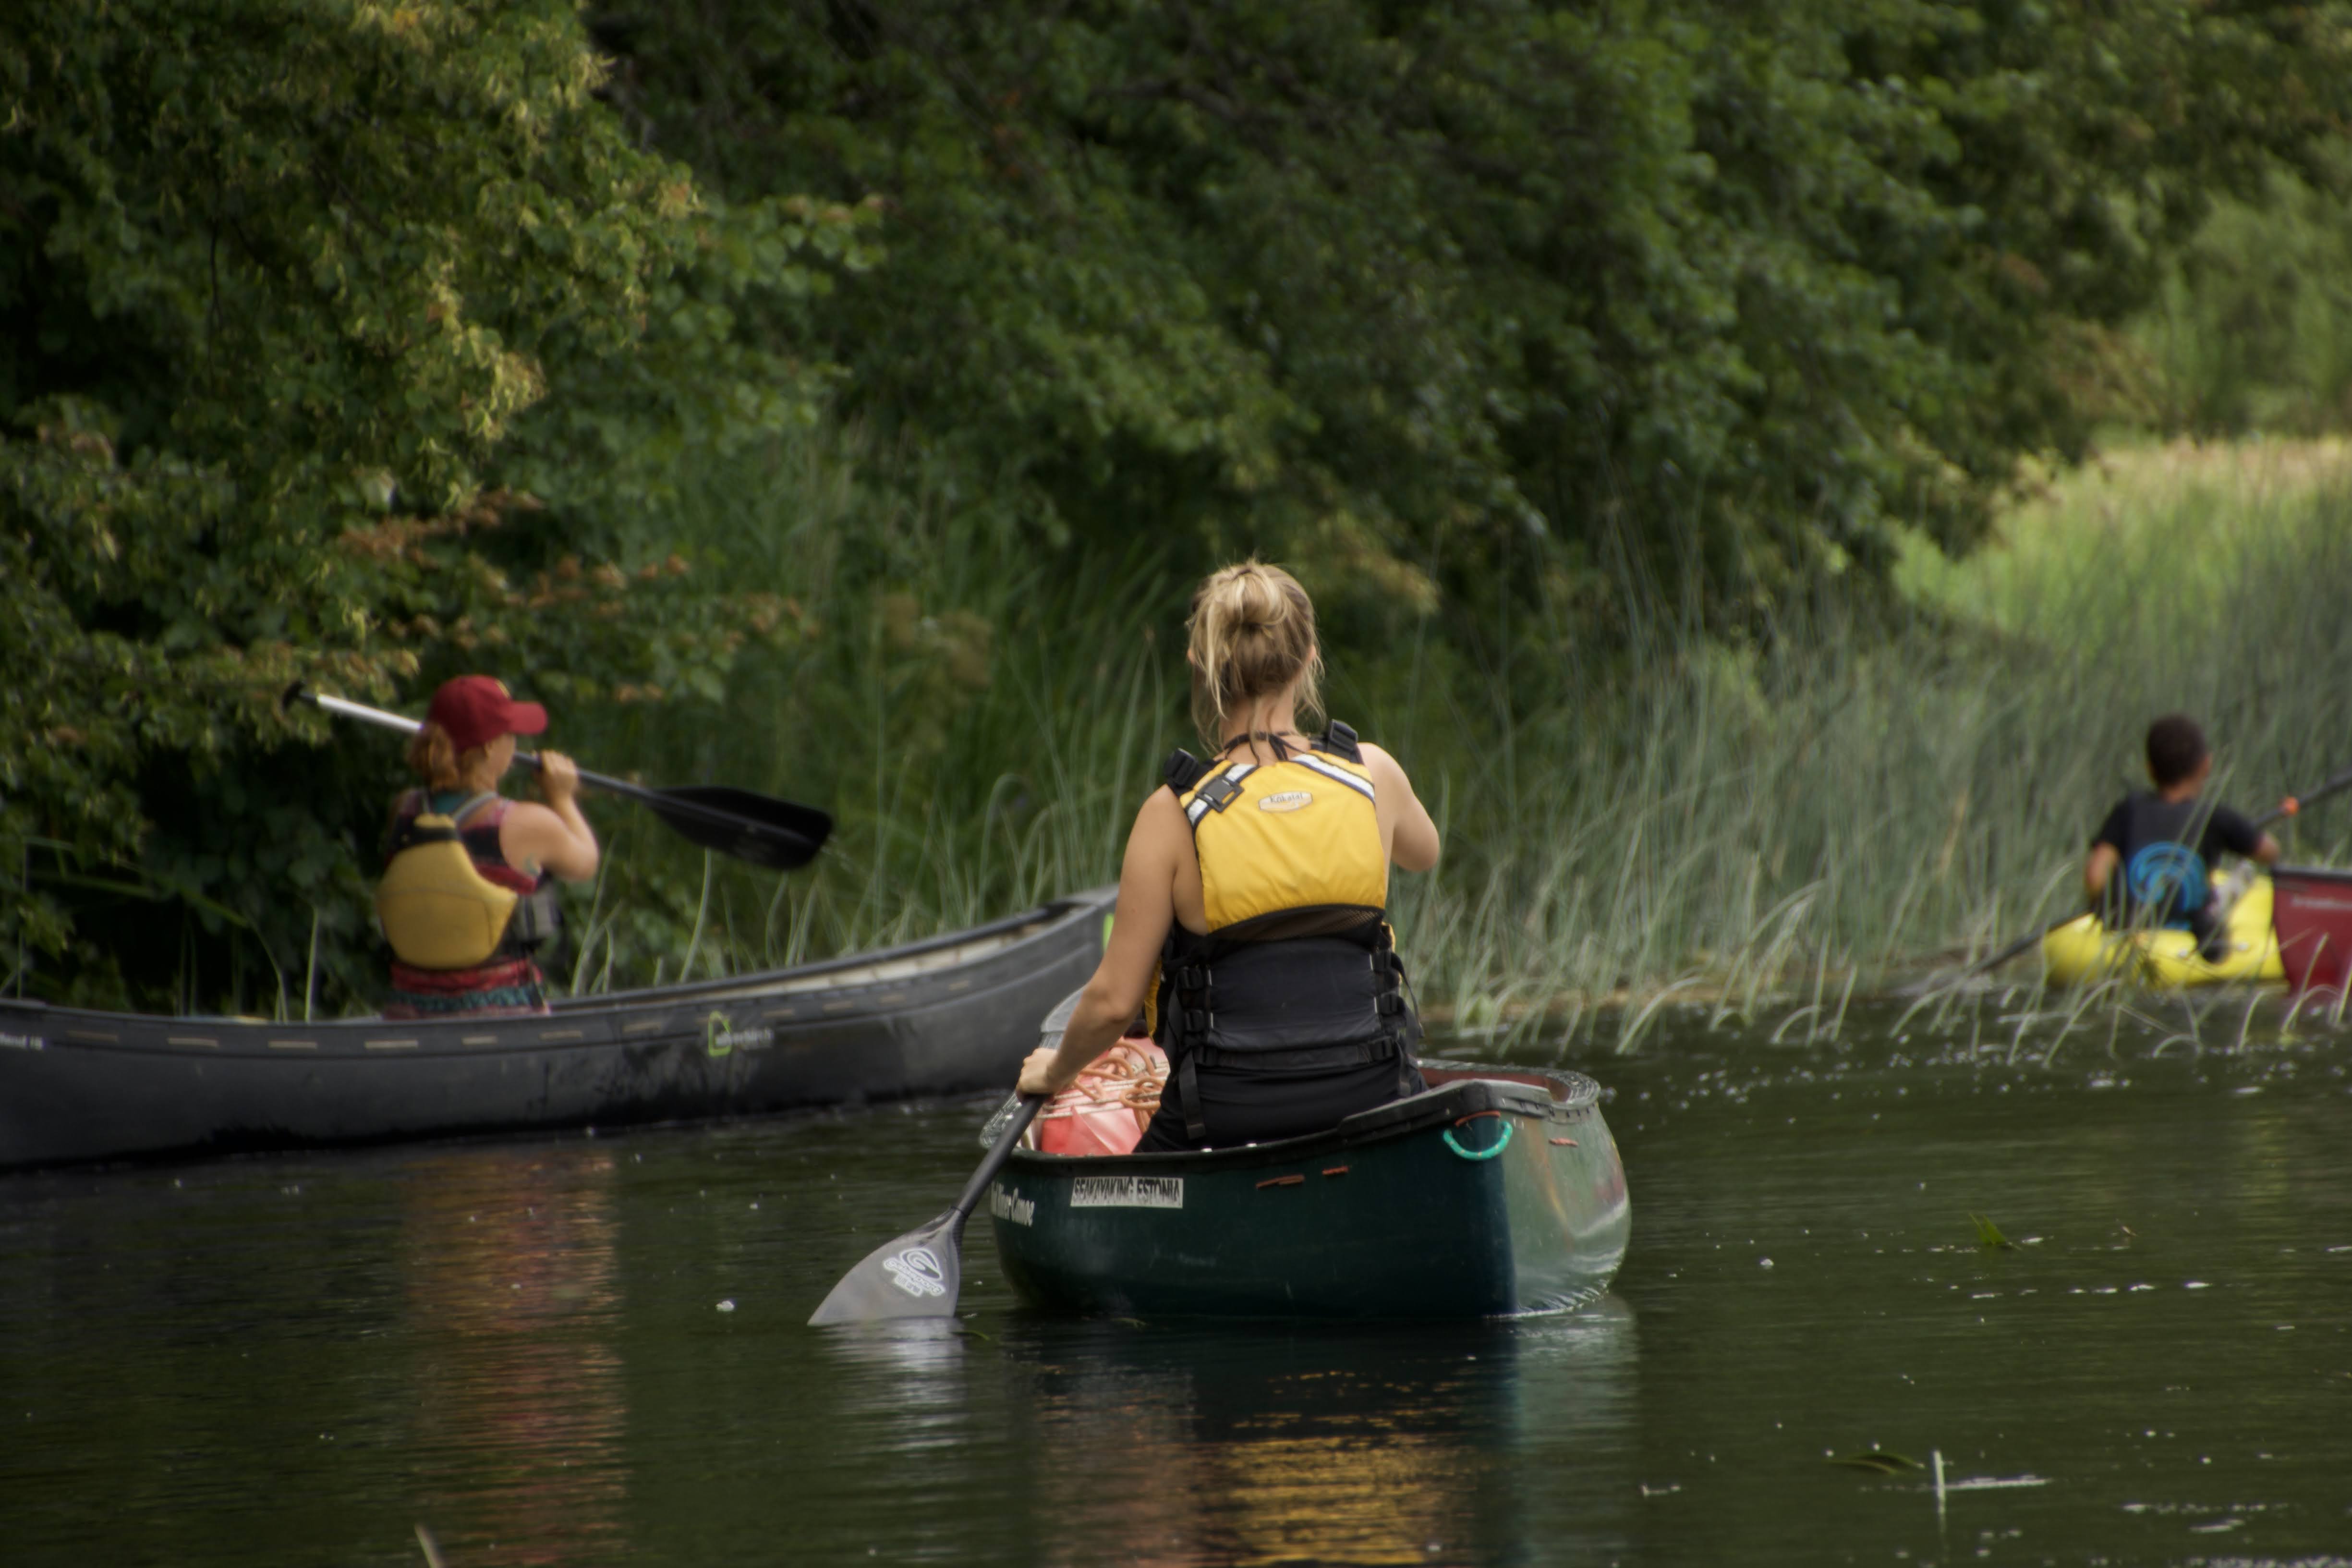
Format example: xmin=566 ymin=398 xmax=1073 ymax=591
xmin=546 ymin=432 xmax=2352 ymax=1052
xmin=9 ymin=0 xmax=2352 ymax=1020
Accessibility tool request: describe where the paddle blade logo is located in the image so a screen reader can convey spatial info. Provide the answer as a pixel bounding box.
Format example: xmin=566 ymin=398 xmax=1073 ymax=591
xmin=883 ymin=1246 xmax=948 ymax=1299
xmin=1258 ymin=790 xmax=1313 ymax=814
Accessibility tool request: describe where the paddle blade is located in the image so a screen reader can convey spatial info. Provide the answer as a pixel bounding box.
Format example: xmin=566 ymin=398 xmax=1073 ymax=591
xmin=647 ymin=785 xmax=832 ymax=871
xmin=808 ymin=1212 xmax=966 ymax=1326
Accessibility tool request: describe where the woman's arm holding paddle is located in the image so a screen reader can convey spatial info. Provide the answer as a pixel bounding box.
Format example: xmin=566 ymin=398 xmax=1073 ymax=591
xmin=1017 ymin=792 xmax=1183 ymax=1096
xmin=501 ymin=752 xmax=601 ymax=883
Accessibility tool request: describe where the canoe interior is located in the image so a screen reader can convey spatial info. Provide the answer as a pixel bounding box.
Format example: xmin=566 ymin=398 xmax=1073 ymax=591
xmin=986 ymin=1062 xmax=1629 ymax=1321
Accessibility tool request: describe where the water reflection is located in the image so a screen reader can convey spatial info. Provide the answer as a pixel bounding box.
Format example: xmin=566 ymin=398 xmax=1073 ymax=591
xmin=1006 ymin=1303 xmax=1638 ymax=1566
xmin=399 ymin=1149 xmax=630 ymax=1565
xmin=819 ymin=1319 xmax=977 ymax=1458
xmin=13 ymin=1018 xmax=2352 ymax=1565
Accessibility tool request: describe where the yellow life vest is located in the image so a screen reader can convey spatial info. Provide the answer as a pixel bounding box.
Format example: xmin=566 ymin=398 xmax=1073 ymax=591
xmin=1149 ymin=723 xmax=1419 ymax=1139
xmin=376 ymin=794 xmax=543 ymax=971
xmin=1179 ymin=740 xmax=1388 ymax=937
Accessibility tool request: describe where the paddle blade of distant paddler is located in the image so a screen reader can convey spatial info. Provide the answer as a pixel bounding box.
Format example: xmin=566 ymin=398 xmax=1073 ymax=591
xmin=646 ymin=785 xmax=830 ymax=871
xmin=808 ymin=1212 xmax=966 ymax=1325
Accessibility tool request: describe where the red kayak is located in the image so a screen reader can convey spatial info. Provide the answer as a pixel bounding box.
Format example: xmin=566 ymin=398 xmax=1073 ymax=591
xmin=2270 ymin=866 xmax=2352 ymax=994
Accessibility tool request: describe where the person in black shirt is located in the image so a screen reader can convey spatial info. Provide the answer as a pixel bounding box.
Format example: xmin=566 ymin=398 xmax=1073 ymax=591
xmin=2085 ymin=714 xmax=2280 ymax=958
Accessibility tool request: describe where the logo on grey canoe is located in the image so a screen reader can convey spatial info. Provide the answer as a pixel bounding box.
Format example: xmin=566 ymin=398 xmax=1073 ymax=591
xmin=989 ymin=1183 xmax=1035 ymax=1227
xmin=1070 ymin=1175 xmax=1184 ymax=1209
xmin=703 ymin=1013 xmax=773 ymax=1057
xmin=883 ymin=1246 xmax=948 ymax=1299
xmin=0 ymin=1032 xmax=44 ymax=1052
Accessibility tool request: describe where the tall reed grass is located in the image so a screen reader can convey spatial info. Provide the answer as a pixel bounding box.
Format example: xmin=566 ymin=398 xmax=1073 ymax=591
xmin=567 ymin=431 xmax=2352 ymax=1049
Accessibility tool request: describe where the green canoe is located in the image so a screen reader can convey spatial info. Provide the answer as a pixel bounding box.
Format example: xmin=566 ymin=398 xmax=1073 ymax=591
xmin=982 ymin=1061 xmax=1629 ymax=1319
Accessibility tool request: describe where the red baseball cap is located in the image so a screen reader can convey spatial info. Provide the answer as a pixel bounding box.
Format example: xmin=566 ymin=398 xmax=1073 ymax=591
xmin=426 ymin=675 xmax=547 ymax=753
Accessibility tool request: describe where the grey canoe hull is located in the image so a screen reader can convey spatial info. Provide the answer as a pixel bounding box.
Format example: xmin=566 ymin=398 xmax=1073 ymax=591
xmin=0 ymin=889 xmax=1112 ymax=1170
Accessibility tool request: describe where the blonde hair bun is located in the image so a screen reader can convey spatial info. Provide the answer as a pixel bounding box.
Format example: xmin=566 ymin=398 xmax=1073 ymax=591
xmin=1187 ymin=560 xmax=1322 ymax=744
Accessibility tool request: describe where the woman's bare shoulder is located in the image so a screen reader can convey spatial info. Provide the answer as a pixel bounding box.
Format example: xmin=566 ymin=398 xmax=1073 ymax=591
xmin=1132 ymin=781 xmax=1188 ymax=837
xmin=1357 ymin=741 xmax=1413 ymax=788
xmin=498 ymin=798 xmax=563 ymax=830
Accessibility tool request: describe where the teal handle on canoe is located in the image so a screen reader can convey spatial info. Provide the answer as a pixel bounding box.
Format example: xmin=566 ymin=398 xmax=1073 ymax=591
xmin=1443 ymin=1115 xmax=1514 ymax=1161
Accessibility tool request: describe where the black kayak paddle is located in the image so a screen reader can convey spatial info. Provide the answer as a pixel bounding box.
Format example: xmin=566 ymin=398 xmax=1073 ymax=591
xmin=808 ymin=1093 xmax=1044 ymax=1325
xmin=1936 ymin=758 xmax=2352 ymax=987
xmin=285 ymin=683 xmax=832 ymax=872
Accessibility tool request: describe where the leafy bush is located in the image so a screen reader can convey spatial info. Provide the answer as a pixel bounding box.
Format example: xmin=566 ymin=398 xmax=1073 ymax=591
xmin=0 ymin=0 xmax=871 ymax=1008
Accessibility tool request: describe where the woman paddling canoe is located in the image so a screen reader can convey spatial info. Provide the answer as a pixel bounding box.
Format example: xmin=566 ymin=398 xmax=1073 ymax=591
xmin=378 ymin=676 xmax=600 ymax=1019
xmin=1018 ymin=562 xmax=1441 ymax=1150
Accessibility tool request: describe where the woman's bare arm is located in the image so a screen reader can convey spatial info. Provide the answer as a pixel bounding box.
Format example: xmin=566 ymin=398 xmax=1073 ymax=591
xmin=1017 ymin=790 xmax=1184 ymax=1095
xmin=499 ymin=753 xmax=600 ymax=883
xmin=1362 ymin=743 xmax=1440 ymax=873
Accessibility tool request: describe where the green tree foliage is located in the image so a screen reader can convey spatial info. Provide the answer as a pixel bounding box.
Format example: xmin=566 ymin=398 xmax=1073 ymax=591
xmin=2131 ymin=140 xmax=2352 ymax=437
xmin=0 ymin=0 xmax=873 ymax=1008
xmin=594 ymin=0 xmax=2352 ymax=651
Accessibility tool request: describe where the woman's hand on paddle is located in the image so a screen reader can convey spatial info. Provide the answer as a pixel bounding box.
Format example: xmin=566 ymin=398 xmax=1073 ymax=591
xmin=504 ymin=750 xmax=600 ymax=883
xmin=1018 ymin=1045 xmax=1078 ymax=1097
xmin=536 ymin=750 xmax=581 ymax=806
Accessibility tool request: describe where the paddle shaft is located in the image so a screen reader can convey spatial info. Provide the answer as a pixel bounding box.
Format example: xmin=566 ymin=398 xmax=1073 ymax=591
xmin=301 ymin=691 xmax=662 ymax=807
xmin=954 ymin=1094 xmax=1046 ymax=1223
xmin=1961 ymin=762 xmax=2352 ymax=979
xmin=286 ymin=685 xmax=826 ymax=860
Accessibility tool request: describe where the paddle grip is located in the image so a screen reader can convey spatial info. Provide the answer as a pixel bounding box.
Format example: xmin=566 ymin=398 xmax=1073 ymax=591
xmin=951 ymin=1094 xmax=1045 ymax=1224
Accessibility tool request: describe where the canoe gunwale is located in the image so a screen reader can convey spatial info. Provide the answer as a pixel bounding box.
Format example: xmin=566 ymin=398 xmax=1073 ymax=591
xmin=2271 ymin=863 xmax=2352 ymax=888
xmin=0 ymin=887 xmax=1115 ymax=1055
xmin=1003 ymin=1070 xmax=1602 ymax=1179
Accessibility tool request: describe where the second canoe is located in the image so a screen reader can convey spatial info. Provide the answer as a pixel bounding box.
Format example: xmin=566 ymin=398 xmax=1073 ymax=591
xmin=984 ymin=1058 xmax=1629 ymax=1320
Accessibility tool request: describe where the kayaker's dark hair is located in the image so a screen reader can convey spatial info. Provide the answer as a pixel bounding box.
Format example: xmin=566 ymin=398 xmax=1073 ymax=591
xmin=1186 ymin=561 xmax=1322 ymax=747
xmin=2146 ymin=714 xmax=2209 ymax=788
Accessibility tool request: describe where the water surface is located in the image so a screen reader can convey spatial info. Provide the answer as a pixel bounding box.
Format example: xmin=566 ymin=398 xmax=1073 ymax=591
xmin=2 ymin=1002 xmax=2348 ymax=1565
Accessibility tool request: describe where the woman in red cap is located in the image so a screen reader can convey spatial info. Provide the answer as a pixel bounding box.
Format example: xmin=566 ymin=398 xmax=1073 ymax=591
xmin=379 ymin=676 xmax=601 ymax=1019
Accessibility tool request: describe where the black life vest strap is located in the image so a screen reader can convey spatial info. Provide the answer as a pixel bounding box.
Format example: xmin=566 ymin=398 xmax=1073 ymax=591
xmin=1183 ymin=762 xmax=1255 ymax=826
xmin=1163 ymin=749 xmax=1211 ymax=797
xmin=1204 ymin=721 xmax=1363 ymax=766
xmin=1170 ymin=723 xmax=1364 ymax=828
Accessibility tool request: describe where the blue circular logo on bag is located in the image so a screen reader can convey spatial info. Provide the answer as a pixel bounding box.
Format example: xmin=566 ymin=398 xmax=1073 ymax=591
xmin=2125 ymin=842 xmax=2207 ymax=922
